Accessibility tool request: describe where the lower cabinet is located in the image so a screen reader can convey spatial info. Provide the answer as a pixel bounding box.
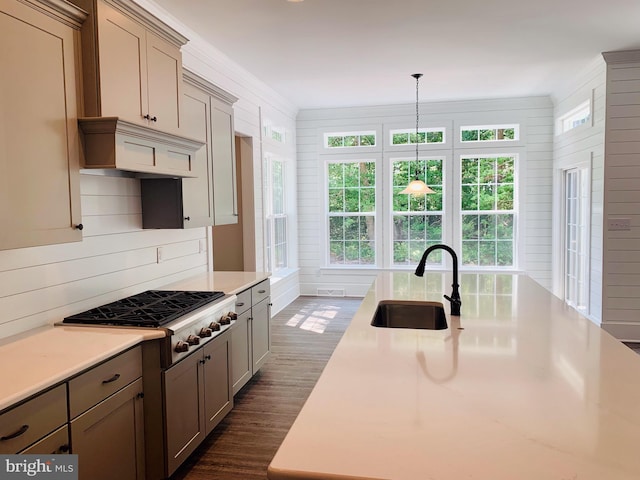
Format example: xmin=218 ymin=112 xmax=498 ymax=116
xmin=68 ymin=346 xmax=145 ymax=480
xmin=164 ymin=328 xmax=232 ymax=477
xmin=231 ymin=279 xmax=271 ymax=395
xmin=70 ymin=379 xmax=145 ymax=480
xmin=0 ymin=384 xmax=68 ymax=454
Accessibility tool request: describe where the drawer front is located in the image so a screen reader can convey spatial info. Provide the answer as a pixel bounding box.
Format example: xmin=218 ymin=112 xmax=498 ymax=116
xmin=69 ymin=346 xmax=142 ymax=419
xmin=20 ymin=425 xmax=69 ymax=455
xmin=0 ymin=384 xmax=67 ymax=454
xmin=251 ymin=280 xmax=270 ymax=306
xmin=234 ymin=288 xmax=251 ymax=314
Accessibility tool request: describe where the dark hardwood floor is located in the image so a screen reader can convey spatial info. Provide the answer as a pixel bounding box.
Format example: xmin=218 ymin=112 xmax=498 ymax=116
xmin=171 ymin=295 xmax=362 ymax=480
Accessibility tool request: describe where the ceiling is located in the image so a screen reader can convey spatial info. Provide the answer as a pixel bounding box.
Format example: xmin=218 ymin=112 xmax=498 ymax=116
xmin=153 ymin=0 xmax=640 ymax=109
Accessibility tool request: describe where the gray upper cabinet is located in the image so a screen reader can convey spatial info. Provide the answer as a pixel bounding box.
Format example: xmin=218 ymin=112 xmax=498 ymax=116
xmin=74 ymin=0 xmax=187 ymax=135
xmin=0 ymin=0 xmax=85 ymax=251
xmin=140 ymin=70 xmax=238 ymax=229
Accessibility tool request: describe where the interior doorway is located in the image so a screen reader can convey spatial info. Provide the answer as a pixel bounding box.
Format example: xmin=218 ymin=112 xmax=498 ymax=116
xmin=213 ymin=135 xmax=256 ymax=271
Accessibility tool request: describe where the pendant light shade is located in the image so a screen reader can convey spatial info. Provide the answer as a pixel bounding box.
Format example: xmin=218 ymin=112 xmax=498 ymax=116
xmin=400 ymin=73 xmax=435 ymax=195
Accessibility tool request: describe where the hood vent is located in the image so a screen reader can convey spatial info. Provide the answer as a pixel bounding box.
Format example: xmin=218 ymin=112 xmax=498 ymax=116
xmin=78 ymin=117 xmax=204 ymax=178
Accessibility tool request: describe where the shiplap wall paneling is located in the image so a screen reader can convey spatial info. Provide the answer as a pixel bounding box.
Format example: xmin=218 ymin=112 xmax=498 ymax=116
xmin=602 ymin=50 xmax=640 ymax=340
xmin=552 ymin=57 xmax=606 ymax=325
xmin=297 ymin=97 xmax=554 ymax=296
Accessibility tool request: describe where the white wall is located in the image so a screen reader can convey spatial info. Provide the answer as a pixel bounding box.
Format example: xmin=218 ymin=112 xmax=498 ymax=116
xmin=0 ymin=0 xmax=300 ymax=339
xmin=297 ymin=97 xmax=554 ymax=297
xmin=552 ymin=57 xmax=606 ymax=325
xmin=601 ymin=50 xmax=640 ymax=341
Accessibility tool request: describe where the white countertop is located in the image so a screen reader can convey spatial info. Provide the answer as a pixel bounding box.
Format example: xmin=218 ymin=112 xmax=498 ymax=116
xmin=268 ymin=272 xmax=640 ymax=480
xmin=0 ymin=271 xmax=270 ymax=412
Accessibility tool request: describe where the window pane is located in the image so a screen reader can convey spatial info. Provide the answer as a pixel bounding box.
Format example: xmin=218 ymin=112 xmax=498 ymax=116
xmin=328 ymin=163 xmax=343 ymax=188
xmin=329 ymin=216 xmax=344 ymax=240
xmin=328 ymin=189 xmax=343 ymax=212
xmin=478 ymin=185 xmax=496 ymax=210
xmin=360 ymin=134 xmax=375 ymax=146
xmin=460 ymin=155 xmax=516 ymax=268
xmin=461 ymin=158 xmax=477 ymax=183
xmin=426 ymin=131 xmax=443 ymax=143
xmin=326 ymin=160 xmax=376 ymax=266
xmin=461 ymin=185 xmax=478 ymax=210
xmin=461 ymin=129 xmax=478 ymax=141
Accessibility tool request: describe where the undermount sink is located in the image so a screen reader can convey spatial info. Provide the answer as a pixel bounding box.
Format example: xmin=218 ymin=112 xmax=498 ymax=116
xmin=371 ymin=300 xmax=448 ymax=330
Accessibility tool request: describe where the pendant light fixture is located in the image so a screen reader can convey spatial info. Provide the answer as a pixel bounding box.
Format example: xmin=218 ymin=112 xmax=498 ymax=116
xmin=400 ymin=73 xmax=435 ymax=195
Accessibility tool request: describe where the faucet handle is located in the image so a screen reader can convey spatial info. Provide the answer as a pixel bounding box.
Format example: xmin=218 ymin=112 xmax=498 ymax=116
xmin=443 ymin=295 xmax=462 ymax=316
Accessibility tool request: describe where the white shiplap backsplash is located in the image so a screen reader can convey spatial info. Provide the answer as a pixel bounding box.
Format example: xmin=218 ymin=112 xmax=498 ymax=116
xmin=0 ymin=173 xmax=209 ymax=339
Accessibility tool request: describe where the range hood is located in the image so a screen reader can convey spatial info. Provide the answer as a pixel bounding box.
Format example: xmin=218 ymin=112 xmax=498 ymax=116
xmin=78 ymin=117 xmax=204 ymax=178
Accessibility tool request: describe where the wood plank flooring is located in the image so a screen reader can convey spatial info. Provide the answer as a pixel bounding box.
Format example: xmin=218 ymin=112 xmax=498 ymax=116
xmin=171 ymin=296 xmax=362 ymax=480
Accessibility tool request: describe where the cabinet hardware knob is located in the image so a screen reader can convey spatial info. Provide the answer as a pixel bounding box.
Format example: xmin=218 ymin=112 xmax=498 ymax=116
xmin=75 ymin=224 xmax=84 ymax=230
xmin=268 ymin=303 xmax=273 ymax=307
xmin=143 ymin=114 xmax=150 ymax=120
xmin=184 ymin=216 xmax=191 ymax=221
xmin=1 ymin=424 xmax=29 ymax=441
xmin=151 ymin=116 xmax=157 ymax=122
xmin=101 ymin=373 xmax=121 ymax=384
xmin=136 ymin=392 xmax=145 ymax=399
xmin=258 ymin=290 xmax=266 ymax=294
xmin=236 ymin=302 xmax=244 ymax=307
xmin=205 ymin=355 xmax=211 ymax=361
xmin=199 ymin=359 xmax=206 ymax=365
xmin=58 ymin=444 xmax=70 ymax=453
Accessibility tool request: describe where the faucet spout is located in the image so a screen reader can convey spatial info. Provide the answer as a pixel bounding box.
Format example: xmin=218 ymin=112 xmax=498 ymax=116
xmin=415 ymin=244 xmax=461 ymax=316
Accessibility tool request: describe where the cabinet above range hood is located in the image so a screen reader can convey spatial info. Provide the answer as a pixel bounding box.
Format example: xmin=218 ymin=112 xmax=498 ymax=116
xmin=79 ymin=117 xmax=204 ymax=178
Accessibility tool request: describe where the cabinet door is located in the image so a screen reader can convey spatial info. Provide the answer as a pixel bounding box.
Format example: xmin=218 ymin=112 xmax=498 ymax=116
xmin=252 ymin=298 xmax=271 ymax=374
xmin=0 ymin=0 xmax=82 ymax=250
xmin=181 ymin=83 xmax=214 ymax=227
xmin=97 ymin=0 xmax=148 ymax=125
xmin=70 ymin=378 xmax=145 ymax=480
xmin=231 ymin=310 xmax=252 ymax=395
xmin=163 ymin=352 xmax=205 ymax=477
xmin=203 ymin=332 xmax=233 ymax=435
xmin=211 ymin=98 xmax=238 ymax=225
xmin=146 ymin=31 xmax=182 ymax=135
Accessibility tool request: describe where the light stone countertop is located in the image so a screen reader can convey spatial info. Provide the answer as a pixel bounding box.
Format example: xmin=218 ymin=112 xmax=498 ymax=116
xmin=0 ymin=271 xmax=270 ymax=412
xmin=268 ymin=272 xmax=640 ymax=480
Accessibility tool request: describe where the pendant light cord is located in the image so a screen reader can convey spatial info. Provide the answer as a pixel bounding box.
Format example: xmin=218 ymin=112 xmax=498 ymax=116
xmin=412 ymin=73 xmax=423 ymax=176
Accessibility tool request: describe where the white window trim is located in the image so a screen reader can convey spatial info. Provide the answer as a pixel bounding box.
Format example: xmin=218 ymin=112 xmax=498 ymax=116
xmin=384 ymin=152 xmax=452 ymax=270
xmin=323 ymin=130 xmax=378 ymax=149
xmin=388 ymin=127 xmax=447 ymax=146
xmin=459 ymin=124 xmax=520 ymax=143
xmin=552 ymin=154 xmax=592 ymax=315
xmin=264 ymin=154 xmax=289 ymax=273
xmin=452 ymin=148 xmax=522 ymax=271
xmin=555 ymin=97 xmax=593 ymax=135
xmin=323 ymin=154 xmax=382 ymax=268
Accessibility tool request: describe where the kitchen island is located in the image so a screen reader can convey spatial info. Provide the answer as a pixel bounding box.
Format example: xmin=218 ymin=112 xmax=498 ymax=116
xmin=268 ymin=272 xmax=640 ymax=480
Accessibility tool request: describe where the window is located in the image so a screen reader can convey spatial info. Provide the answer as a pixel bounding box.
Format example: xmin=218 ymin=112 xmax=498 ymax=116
xmin=557 ymin=100 xmax=591 ymax=134
xmin=391 ymin=157 xmax=444 ymax=265
xmin=460 ymin=125 xmax=518 ymax=143
xmin=327 ymin=160 xmax=376 ymax=265
xmin=265 ymin=156 xmax=287 ymax=272
xmin=325 ymin=131 xmax=376 ymax=149
xmin=460 ymin=155 xmax=516 ymax=267
xmin=390 ymin=128 xmax=445 ymax=146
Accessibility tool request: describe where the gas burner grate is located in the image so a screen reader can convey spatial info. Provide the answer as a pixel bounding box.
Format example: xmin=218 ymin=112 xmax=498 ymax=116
xmin=63 ymin=290 xmax=225 ymax=327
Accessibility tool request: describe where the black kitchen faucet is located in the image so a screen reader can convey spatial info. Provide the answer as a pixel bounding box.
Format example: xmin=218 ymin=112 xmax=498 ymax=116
xmin=415 ymin=244 xmax=462 ymax=316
